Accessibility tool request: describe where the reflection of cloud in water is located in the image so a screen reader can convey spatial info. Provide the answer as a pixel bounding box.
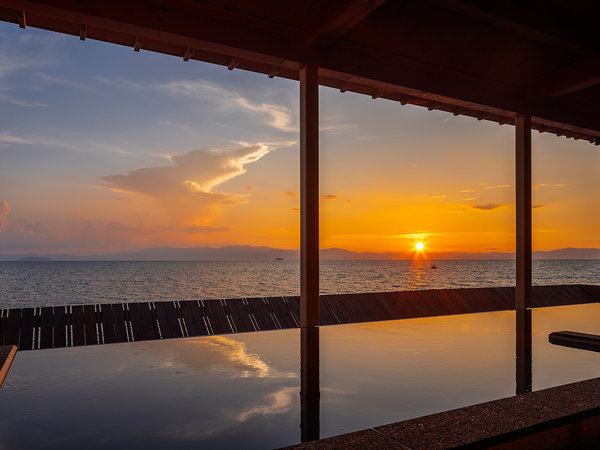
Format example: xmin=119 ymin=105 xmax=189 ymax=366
xmin=236 ymin=386 xmax=298 ymax=422
xmin=207 ymin=336 xmax=295 ymax=379
xmin=160 ymin=385 xmax=298 ymax=441
xmin=147 ymin=335 xmax=295 ymax=379
xmin=148 ymin=336 xmax=299 ymax=442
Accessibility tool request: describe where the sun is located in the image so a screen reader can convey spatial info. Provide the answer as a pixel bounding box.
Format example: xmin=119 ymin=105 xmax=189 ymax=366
xmin=415 ymin=242 xmax=424 ymax=251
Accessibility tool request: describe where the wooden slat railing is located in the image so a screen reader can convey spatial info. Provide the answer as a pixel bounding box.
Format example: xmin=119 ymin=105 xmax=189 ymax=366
xmin=0 ymin=284 xmax=598 ymax=351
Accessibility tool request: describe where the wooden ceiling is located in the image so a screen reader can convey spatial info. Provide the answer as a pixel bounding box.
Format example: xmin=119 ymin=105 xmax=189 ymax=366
xmin=1 ymin=0 xmax=599 ymax=143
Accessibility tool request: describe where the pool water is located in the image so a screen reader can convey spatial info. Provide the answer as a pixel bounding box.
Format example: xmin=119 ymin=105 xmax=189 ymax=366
xmin=0 ymin=304 xmax=599 ymax=449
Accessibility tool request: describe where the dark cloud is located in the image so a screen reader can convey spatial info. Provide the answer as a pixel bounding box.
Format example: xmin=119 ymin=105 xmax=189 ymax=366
xmin=321 ymin=194 xmax=338 ymax=200
xmin=473 ymin=203 xmax=504 ymax=211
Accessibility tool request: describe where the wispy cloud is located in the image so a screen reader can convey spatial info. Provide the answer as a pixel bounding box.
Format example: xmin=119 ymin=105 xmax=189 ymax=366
xmin=0 ymin=92 xmax=47 ymax=107
xmin=0 ymin=36 xmax=63 ymax=107
xmin=236 ymin=97 xmax=296 ymax=132
xmin=533 ymin=183 xmax=568 ymax=190
xmin=483 ymin=184 xmax=512 ymax=190
xmin=99 ymin=77 xmax=298 ymax=132
xmin=532 ymin=204 xmax=545 ymax=209
xmin=319 ymin=114 xmax=357 ymax=134
xmin=37 ymin=72 xmax=94 ymax=91
xmin=284 ymin=190 xmax=297 ymax=197
xmin=156 ymin=119 xmax=193 ymax=133
xmin=430 ymin=194 xmax=447 ymax=199
xmin=321 ymin=194 xmax=339 ymax=200
xmin=460 ymin=189 xmax=475 ymax=193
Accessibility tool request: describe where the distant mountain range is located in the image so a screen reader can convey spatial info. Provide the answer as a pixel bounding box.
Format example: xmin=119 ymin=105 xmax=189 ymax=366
xmin=1 ymin=245 xmax=600 ymax=261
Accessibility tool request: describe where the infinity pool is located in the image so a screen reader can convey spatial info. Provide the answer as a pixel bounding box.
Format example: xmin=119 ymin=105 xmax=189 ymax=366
xmin=1 ymin=303 xmax=599 ymax=449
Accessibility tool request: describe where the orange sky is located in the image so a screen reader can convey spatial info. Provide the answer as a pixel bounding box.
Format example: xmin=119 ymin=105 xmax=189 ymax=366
xmin=1 ymin=24 xmax=599 ymax=256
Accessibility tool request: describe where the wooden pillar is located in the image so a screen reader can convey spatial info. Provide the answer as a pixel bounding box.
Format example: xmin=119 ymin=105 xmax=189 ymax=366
xmin=516 ymin=308 xmax=532 ymax=394
xmin=300 ymin=65 xmax=319 ymax=328
xmin=515 ymin=114 xmax=532 ymax=395
xmin=515 ymin=114 xmax=532 ymax=310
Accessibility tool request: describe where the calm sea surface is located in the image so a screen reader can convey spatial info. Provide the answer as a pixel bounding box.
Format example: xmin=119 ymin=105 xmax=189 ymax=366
xmin=1 ymin=259 xmax=599 ymax=308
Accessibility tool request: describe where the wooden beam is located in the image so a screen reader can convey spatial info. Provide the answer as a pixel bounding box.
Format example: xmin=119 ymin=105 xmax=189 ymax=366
xmin=300 ymin=65 xmax=320 ymax=328
xmin=305 ymin=0 xmax=386 ymax=47
xmin=428 ymin=0 xmax=589 ymax=55
xmin=2 ymin=0 xmax=599 ymax=140
xmin=515 ymin=115 xmax=532 ymax=310
xmin=79 ymin=23 xmax=86 ymax=40
xmin=533 ymin=58 xmax=600 ymax=98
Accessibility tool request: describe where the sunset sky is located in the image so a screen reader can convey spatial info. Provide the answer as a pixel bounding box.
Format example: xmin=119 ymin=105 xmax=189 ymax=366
xmin=1 ymin=23 xmax=599 ymax=256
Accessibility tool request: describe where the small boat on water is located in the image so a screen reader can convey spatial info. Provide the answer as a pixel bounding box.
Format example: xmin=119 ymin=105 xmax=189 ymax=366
xmin=430 ymin=264 xmax=437 ymax=269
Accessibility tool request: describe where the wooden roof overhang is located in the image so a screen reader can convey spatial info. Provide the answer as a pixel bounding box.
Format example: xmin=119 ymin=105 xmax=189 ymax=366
xmin=1 ymin=0 xmax=599 ymax=143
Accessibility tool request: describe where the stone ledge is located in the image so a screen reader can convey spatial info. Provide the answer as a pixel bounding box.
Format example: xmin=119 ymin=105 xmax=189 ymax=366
xmin=288 ymin=377 xmax=600 ymax=449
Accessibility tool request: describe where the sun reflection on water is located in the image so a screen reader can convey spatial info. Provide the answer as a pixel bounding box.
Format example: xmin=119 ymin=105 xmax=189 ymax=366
xmin=408 ymin=259 xmax=432 ymax=289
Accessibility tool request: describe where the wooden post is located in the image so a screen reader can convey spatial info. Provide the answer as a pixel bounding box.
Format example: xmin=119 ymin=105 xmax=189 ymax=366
xmin=515 ymin=114 xmax=532 ymax=395
xmin=300 ymin=65 xmax=319 ymax=328
xmin=515 ymin=114 xmax=532 ymax=310
xmin=516 ymin=308 xmax=532 ymax=394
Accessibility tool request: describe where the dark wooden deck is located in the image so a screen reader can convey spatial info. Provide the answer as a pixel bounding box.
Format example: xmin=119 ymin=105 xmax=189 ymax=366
xmin=1 ymin=284 xmax=598 ymax=351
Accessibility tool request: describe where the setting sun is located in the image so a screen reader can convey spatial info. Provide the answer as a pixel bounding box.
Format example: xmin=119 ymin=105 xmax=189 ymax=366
xmin=416 ymin=242 xmax=424 ymax=251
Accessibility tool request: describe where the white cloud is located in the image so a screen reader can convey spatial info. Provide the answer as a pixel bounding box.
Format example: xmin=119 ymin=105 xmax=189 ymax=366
xmin=236 ymin=97 xmax=296 ymax=132
xmin=102 ymin=143 xmax=274 ymax=223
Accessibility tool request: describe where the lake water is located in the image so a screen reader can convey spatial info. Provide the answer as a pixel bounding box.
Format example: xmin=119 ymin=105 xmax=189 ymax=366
xmin=1 ymin=259 xmax=599 ymax=308
xmin=1 ymin=303 xmax=600 ymax=449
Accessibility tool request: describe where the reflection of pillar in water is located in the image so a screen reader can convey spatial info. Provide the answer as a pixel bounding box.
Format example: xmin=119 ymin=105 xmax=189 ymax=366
xmin=516 ymin=308 xmax=532 ymax=395
xmin=301 ymin=326 xmax=320 ymax=442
